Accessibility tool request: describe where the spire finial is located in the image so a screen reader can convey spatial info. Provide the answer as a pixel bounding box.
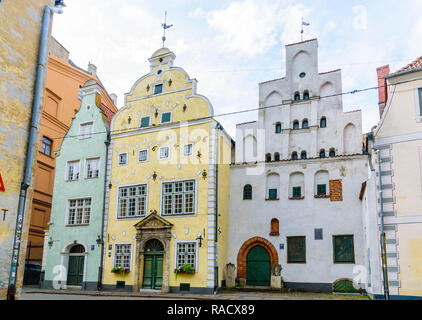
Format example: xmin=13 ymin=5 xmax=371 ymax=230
xmin=161 ymin=11 xmax=173 ymax=47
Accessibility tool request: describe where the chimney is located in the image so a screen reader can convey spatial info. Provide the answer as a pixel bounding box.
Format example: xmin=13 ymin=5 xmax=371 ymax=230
xmin=88 ymin=62 xmax=97 ymax=76
xmin=376 ymin=65 xmax=390 ymax=119
xmin=110 ymin=93 xmax=118 ymax=106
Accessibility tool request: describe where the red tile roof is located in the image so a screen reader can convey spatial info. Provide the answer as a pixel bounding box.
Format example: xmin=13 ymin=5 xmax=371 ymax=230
xmin=99 ymin=103 xmax=116 ymax=125
xmin=394 ymin=56 xmax=422 ymax=74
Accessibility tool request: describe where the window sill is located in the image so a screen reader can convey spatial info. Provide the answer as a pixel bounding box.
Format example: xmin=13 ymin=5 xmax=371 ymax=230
xmin=117 ymin=216 xmax=146 ymax=220
xmin=265 ymin=199 xmax=280 ymax=201
xmin=314 ymin=195 xmax=330 ymax=199
xmin=269 ymin=232 xmax=280 ymax=237
xmin=289 ymin=197 xmax=304 ymax=200
xmin=66 ymin=224 xmax=90 ymax=227
xmin=287 ymin=262 xmax=306 ymax=264
xmin=85 ymin=177 xmax=99 ymax=180
xmin=65 ymin=179 xmax=79 ymax=182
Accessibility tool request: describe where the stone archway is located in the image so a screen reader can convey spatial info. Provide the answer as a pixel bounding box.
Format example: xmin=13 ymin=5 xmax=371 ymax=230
xmin=237 ymin=237 xmax=279 ymax=280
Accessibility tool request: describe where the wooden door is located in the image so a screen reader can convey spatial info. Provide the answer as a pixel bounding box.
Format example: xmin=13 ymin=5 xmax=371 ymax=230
xmin=67 ymin=256 xmax=84 ymax=286
xmin=246 ymin=246 xmax=270 ymax=286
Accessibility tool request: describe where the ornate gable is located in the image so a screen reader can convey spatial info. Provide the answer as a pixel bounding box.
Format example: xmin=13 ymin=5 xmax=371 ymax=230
xmin=134 ymin=210 xmax=173 ymax=231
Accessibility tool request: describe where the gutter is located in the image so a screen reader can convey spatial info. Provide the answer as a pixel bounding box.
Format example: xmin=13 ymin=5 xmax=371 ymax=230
xmin=7 ymin=5 xmax=63 ymax=300
xmin=384 ymin=67 xmax=422 ymax=79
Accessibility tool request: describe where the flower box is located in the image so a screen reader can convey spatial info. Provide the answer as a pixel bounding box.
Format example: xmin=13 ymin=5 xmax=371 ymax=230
xmin=111 ymin=266 xmax=130 ymax=275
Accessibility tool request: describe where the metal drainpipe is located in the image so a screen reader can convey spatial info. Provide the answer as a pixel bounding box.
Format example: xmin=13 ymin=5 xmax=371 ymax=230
xmin=376 ymin=149 xmax=390 ymax=300
xmin=7 ymin=5 xmax=62 ymax=300
xmin=213 ymin=123 xmax=221 ymax=293
xmin=98 ymin=136 xmax=110 ymax=290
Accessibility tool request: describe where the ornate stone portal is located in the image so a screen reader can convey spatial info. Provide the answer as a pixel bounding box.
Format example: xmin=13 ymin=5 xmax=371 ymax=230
xmin=133 ymin=211 xmax=173 ymax=293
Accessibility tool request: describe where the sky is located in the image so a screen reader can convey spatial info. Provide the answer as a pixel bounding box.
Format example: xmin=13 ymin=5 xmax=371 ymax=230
xmin=52 ymin=0 xmax=422 ymax=138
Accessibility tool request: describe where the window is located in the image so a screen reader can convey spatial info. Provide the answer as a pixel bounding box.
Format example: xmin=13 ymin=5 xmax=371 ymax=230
xmin=159 ymin=146 xmax=170 ymax=160
xmin=176 ymin=242 xmax=196 ymax=269
xmin=329 ymin=149 xmax=336 ymax=157
xmin=79 ymin=122 xmax=93 ymax=139
xmin=293 ymin=121 xmax=299 ymax=130
xmin=154 ymin=84 xmax=163 ymax=95
xmin=66 ymin=161 xmax=80 ymax=181
xmin=270 ymin=219 xmax=280 ymax=236
xmin=243 ymin=184 xmax=252 ymax=200
xmin=114 ymin=244 xmax=132 ymax=269
xmin=419 ymin=88 xmax=422 ymax=115
xmin=320 ymin=117 xmax=327 ymax=128
xmin=268 ymin=189 xmax=278 ymax=200
xmin=118 ymin=185 xmax=147 ymax=218
xmin=317 ymin=184 xmax=327 ymax=196
xmin=161 ymin=112 xmax=171 ymax=124
xmin=287 ymin=237 xmax=306 ymax=263
xmin=140 ymin=116 xmax=150 ymax=128
xmin=41 ymin=137 xmax=52 ymax=156
xmin=299 ymin=72 xmax=306 ymax=78
xmin=162 ymin=180 xmax=195 ymax=216
xmin=303 ymin=91 xmax=310 ymax=100
xmin=266 ymin=154 xmax=272 ymax=162
xmin=333 ymin=235 xmax=355 ymax=263
xmin=86 ymin=158 xmax=100 ymax=179
xmin=274 ymin=153 xmax=280 ymax=161
xmin=301 ymin=151 xmax=307 ymax=160
xmin=292 ymin=186 xmax=302 ymax=198
xmin=183 ymin=143 xmax=193 ymax=157
xmin=294 ymin=92 xmax=300 ymax=101
xmin=320 ymin=149 xmax=326 ymax=158
xmin=118 ymin=153 xmax=128 ymax=165
xmin=275 ymin=122 xmax=282 ymax=134
xmin=292 ymin=152 xmax=298 ymax=160
xmin=67 ymin=198 xmax=91 ymax=225
xmin=302 ymin=120 xmax=309 ymax=129
xmin=138 ymin=149 xmax=148 ymax=162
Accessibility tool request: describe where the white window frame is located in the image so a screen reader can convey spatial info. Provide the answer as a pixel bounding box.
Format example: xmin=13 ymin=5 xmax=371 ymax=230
xmin=118 ymin=152 xmax=128 ymax=166
xmin=138 ymin=149 xmax=149 ymax=163
xmin=113 ymin=242 xmax=133 ymax=271
xmin=65 ymin=160 xmax=81 ymax=181
xmin=160 ymin=178 xmax=197 ymax=217
xmin=160 ymin=111 xmax=173 ymax=124
xmin=65 ymin=197 xmax=92 ymax=226
xmin=174 ymin=240 xmax=199 ymax=272
xmin=79 ymin=121 xmax=94 ymax=140
xmin=153 ymin=83 xmax=164 ymax=95
xmin=159 ymin=146 xmax=170 ymax=160
xmin=85 ymin=157 xmax=100 ymax=179
xmin=140 ymin=116 xmax=151 ymax=128
xmin=182 ymin=143 xmax=194 ymax=157
xmin=115 ymin=183 xmax=148 ymax=220
xmin=414 ymin=85 xmax=422 ymax=122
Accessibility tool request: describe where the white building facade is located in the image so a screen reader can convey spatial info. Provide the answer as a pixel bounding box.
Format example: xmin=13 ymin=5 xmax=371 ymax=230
xmin=228 ymin=39 xmax=370 ymax=292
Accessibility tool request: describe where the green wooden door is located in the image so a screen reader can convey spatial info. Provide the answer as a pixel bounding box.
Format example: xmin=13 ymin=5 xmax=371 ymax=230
xmin=67 ymin=256 xmax=84 ymax=286
xmin=246 ymin=246 xmax=270 ymax=286
xmin=142 ymin=254 xmax=163 ymax=289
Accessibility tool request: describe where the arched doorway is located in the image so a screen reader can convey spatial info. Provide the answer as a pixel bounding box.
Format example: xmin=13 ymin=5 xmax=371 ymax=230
xmin=142 ymin=239 xmax=164 ymax=289
xmin=246 ymin=246 xmax=271 ymax=286
xmin=67 ymin=244 xmax=85 ymax=286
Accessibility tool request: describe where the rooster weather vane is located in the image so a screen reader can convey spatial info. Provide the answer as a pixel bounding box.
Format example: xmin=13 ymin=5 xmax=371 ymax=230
xmin=161 ymin=11 xmax=173 ymax=47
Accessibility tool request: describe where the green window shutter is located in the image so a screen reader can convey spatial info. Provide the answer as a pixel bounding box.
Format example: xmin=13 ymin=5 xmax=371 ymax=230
xmin=292 ymin=186 xmax=301 ymax=198
xmin=333 ymin=235 xmax=355 ymax=263
xmin=154 ymin=84 xmax=163 ymax=94
xmin=287 ymin=237 xmax=306 ymax=263
xmin=419 ymin=88 xmax=422 ymax=115
xmin=317 ymin=184 xmax=327 ymax=195
xmin=161 ymin=112 xmax=171 ymax=123
xmin=269 ymin=189 xmax=277 ymax=199
xmin=140 ymin=117 xmax=150 ymax=128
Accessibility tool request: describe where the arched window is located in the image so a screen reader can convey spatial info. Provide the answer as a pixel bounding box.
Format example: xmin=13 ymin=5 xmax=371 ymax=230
xmin=320 ymin=117 xmax=327 ymax=128
xmin=144 ymin=239 xmax=164 ymax=252
xmin=292 ymin=152 xmax=298 ymax=160
xmin=275 ymin=122 xmax=282 ymax=134
xmin=270 ymin=219 xmax=280 ymax=236
xmin=70 ymin=244 xmax=85 ymax=254
xmin=320 ymin=149 xmax=326 ymax=158
xmin=243 ymin=184 xmax=252 ymax=200
xmin=303 ymin=91 xmax=310 ymax=100
xmin=294 ymin=92 xmax=301 ymax=101
xmin=301 ymin=151 xmax=307 ymax=160
xmin=266 ymin=153 xmax=272 ymax=162
xmin=329 ymin=148 xmax=336 ymax=157
xmin=274 ymin=153 xmax=280 ymax=161
xmin=293 ymin=120 xmax=300 ymax=130
xmin=302 ymin=119 xmax=309 ymax=129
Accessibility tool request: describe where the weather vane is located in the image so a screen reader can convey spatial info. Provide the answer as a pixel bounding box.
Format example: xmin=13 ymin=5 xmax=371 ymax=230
xmin=161 ymin=11 xmax=173 ymax=47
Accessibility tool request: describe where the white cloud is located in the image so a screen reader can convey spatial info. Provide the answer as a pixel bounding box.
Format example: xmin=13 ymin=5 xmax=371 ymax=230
xmin=188 ymin=8 xmax=206 ymax=19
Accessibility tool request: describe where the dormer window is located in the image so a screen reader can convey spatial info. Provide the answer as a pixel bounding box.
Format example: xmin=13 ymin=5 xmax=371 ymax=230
xmin=302 ymin=119 xmax=309 ymax=129
xmin=303 ymin=91 xmax=310 ymax=100
xmin=293 ymin=121 xmax=300 ymax=130
xmin=294 ymin=92 xmax=301 ymax=101
xmin=154 ymin=84 xmax=163 ymax=95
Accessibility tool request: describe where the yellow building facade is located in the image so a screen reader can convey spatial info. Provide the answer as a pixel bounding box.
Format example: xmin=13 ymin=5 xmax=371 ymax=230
xmin=102 ymin=48 xmax=233 ymax=293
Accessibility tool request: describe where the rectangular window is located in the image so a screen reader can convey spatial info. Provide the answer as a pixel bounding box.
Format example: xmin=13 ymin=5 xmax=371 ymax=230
xmin=275 ymin=123 xmax=282 ymax=134
xmin=184 ymin=143 xmax=193 ymax=156
xmin=159 ymin=147 xmax=170 ymax=160
xmin=161 ymin=112 xmax=172 ymax=124
xmin=176 ymin=242 xmax=196 ymax=269
xmin=41 ymin=137 xmax=52 ymax=156
xmin=119 ymin=153 xmax=128 ymax=166
xmin=79 ymin=122 xmax=93 ymax=139
xmin=86 ymin=158 xmax=100 ymax=179
xmin=287 ymin=236 xmax=306 ymax=263
xmin=114 ymin=244 xmax=131 ymax=269
xmin=162 ymin=180 xmax=195 ymax=216
xmin=292 ymin=186 xmax=302 ymax=198
xmin=138 ymin=149 xmax=148 ymax=162
xmin=154 ymin=84 xmax=163 ymax=95
xmin=66 ymin=161 xmax=80 ymax=181
xmin=268 ymin=189 xmax=278 ymax=200
xmin=67 ymin=198 xmax=91 ymax=225
xmin=419 ymin=88 xmax=422 ymax=115
xmin=333 ymin=235 xmax=355 ymax=263
xmin=140 ymin=116 xmax=150 ymax=128
xmin=118 ymin=185 xmax=147 ymax=218
xmin=317 ymin=184 xmax=327 ymax=196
